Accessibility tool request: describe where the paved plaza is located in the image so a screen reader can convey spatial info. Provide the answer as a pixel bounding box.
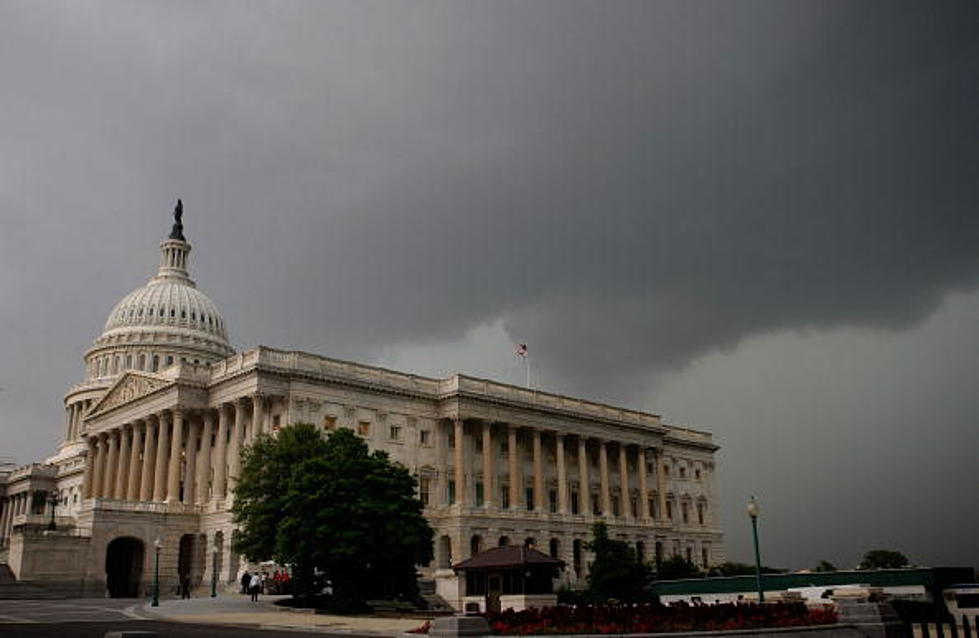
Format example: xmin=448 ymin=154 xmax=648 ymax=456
xmin=0 ymin=595 xmax=429 ymax=636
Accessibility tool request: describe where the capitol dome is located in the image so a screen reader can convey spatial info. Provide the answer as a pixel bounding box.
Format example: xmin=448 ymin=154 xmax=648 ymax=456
xmin=81 ymin=202 xmax=235 ymax=383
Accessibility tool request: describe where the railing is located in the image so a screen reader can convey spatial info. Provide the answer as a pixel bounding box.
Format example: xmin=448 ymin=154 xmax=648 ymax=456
xmin=91 ymin=498 xmax=205 ymax=515
xmin=914 ymin=615 xmax=976 ymax=638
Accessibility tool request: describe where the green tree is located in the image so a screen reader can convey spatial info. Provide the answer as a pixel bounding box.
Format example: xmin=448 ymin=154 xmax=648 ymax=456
xmin=858 ymin=549 xmax=909 ymax=570
xmin=656 ymin=555 xmax=704 ymax=580
xmin=232 ymin=424 xmax=434 ymax=602
xmin=586 ymin=522 xmax=652 ymax=602
xmin=814 ymin=560 xmax=837 ymax=572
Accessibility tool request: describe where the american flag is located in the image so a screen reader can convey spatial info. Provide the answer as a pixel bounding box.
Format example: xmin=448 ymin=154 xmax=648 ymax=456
xmin=516 ymin=344 xmax=528 ymax=357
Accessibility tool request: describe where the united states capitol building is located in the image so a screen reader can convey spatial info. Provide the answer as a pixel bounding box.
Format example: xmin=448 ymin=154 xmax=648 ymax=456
xmin=0 ymin=207 xmax=724 ymax=606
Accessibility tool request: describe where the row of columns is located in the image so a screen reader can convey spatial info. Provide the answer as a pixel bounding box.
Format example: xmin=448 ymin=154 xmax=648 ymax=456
xmin=64 ymin=399 xmax=94 ymax=442
xmin=0 ymin=491 xmax=36 ymax=544
xmin=446 ymin=419 xmax=666 ymax=521
xmin=81 ymin=394 xmax=279 ymax=505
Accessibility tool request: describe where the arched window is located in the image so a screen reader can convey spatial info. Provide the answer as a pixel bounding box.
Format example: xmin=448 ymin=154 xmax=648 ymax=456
xmin=523 ymin=537 xmax=536 ymax=549
xmin=498 ymin=535 xmax=510 ymax=547
xmin=549 ymin=538 xmax=560 ymax=559
xmin=138 ymin=354 xmax=146 ymax=370
xmin=152 ymin=355 xmax=159 ymax=372
xmin=470 ymin=535 xmax=482 ymax=557
xmin=636 ymin=541 xmax=646 ymax=563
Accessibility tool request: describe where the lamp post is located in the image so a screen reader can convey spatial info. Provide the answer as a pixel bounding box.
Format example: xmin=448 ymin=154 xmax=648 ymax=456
xmin=46 ymin=494 xmax=58 ymax=531
xmin=211 ymin=551 xmax=218 ymax=598
xmin=152 ymin=537 xmax=162 ymax=607
xmin=747 ymin=496 xmax=764 ymax=603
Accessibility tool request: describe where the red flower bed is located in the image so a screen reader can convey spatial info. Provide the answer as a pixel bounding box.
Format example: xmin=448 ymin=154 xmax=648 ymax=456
xmin=484 ymin=602 xmax=837 ymax=635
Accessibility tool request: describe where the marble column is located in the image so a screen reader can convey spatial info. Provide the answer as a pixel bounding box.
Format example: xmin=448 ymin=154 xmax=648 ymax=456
xmin=126 ymin=421 xmax=144 ymax=500
xmin=577 ymin=437 xmax=590 ymax=515
xmin=532 ymin=429 xmax=544 ymax=512
xmin=508 ymin=425 xmax=520 ymax=510
xmin=619 ymin=444 xmax=631 ymax=520
xmin=64 ymin=405 xmax=73 ymax=442
xmin=81 ymin=437 xmax=96 ymax=499
xmin=166 ymin=409 xmax=184 ymax=503
xmin=655 ymin=448 xmax=667 ymax=522
xmin=556 ymin=433 xmax=568 ymax=514
xmin=103 ymin=430 xmax=119 ymax=499
xmin=481 ymin=421 xmax=494 ymax=508
xmin=453 ymin=419 xmax=465 ymax=506
xmin=153 ymin=412 xmax=170 ymax=502
xmin=115 ymin=425 xmax=132 ymax=499
xmin=227 ymin=400 xmax=244 ymax=492
xmin=252 ymin=394 xmax=265 ymax=440
xmin=197 ymin=410 xmax=215 ymax=504
xmin=183 ymin=415 xmax=198 ymax=505
xmin=638 ymin=447 xmax=650 ymax=519
xmin=599 ymin=440 xmax=610 ymax=517
xmin=140 ymin=418 xmax=158 ymax=501
xmin=213 ymin=405 xmax=229 ymax=501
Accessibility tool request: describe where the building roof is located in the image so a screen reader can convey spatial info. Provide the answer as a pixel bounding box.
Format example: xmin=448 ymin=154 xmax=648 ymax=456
xmin=453 ymin=545 xmax=565 ymax=571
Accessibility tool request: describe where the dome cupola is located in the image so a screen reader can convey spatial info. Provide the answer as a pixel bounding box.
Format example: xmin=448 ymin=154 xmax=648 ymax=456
xmin=83 ymin=200 xmax=235 ymax=381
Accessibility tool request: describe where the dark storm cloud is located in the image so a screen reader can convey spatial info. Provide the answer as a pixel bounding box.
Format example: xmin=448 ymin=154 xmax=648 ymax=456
xmin=0 ymin=1 xmax=976 ymax=564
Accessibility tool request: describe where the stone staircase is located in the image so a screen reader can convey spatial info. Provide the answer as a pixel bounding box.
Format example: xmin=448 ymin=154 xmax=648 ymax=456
xmin=418 ymin=578 xmax=455 ymax=613
xmin=0 ymin=562 xmax=92 ymax=599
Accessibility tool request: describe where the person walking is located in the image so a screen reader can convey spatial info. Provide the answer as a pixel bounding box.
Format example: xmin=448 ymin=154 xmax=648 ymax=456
xmin=249 ymin=572 xmax=261 ymax=602
xmin=180 ymin=574 xmax=191 ymax=599
xmin=240 ymin=570 xmax=251 ymax=595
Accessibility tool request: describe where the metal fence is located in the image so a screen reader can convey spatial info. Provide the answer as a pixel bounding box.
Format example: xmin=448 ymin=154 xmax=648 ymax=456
xmin=914 ymin=615 xmax=976 ymax=638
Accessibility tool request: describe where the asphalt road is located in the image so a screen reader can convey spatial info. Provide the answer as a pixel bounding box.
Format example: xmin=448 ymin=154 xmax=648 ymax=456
xmin=0 ymin=619 xmax=346 ymax=637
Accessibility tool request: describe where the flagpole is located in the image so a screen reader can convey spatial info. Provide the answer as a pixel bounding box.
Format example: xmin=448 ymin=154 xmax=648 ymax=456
xmin=525 ymin=353 xmax=530 ymax=388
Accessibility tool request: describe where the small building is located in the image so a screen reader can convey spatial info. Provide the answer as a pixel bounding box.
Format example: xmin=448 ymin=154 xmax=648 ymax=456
xmin=454 ymin=545 xmax=564 ymax=613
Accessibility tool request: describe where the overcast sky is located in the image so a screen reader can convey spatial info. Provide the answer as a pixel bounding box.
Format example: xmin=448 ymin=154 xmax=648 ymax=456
xmin=1 ymin=1 xmax=976 ymax=570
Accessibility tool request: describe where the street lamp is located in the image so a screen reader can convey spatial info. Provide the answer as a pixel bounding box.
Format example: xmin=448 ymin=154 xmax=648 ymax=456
xmin=747 ymin=496 xmax=764 ymax=603
xmin=46 ymin=494 xmax=58 ymax=531
xmin=152 ymin=537 xmax=162 ymax=607
xmin=211 ymin=550 xmax=218 ymax=598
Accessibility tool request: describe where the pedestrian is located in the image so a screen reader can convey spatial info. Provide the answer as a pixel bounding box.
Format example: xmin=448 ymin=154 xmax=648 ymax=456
xmin=249 ymin=572 xmax=262 ymax=602
xmin=240 ymin=570 xmax=251 ymax=595
xmin=180 ymin=574 xmax=191 ymax=599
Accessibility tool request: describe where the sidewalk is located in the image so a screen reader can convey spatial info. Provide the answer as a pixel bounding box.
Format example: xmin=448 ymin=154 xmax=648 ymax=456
xmin=137 ymin=593 xmax=431 ymax=635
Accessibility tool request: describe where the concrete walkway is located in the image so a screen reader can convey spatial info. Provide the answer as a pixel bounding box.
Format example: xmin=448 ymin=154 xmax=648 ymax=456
xmin=138 ymin=594 xmax=431 ymax=635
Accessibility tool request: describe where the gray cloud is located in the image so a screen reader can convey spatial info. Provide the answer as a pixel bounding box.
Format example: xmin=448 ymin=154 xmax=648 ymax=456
xmin=1 ymin=1 xmax=976 ymax=566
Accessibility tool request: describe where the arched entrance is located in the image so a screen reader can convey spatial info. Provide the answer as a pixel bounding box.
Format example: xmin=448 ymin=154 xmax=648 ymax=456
xmin=105 ymin=537 xmax=145 ymax=598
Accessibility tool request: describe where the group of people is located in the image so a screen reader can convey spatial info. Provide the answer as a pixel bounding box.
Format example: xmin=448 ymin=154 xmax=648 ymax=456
xmin=240 ymin=569 xmax=292 ymax=601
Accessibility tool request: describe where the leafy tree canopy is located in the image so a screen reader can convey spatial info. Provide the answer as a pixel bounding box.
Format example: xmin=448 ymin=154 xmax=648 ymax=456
xmin=656 ymin=554 xmax=704 ymax=580
xmin=813 ymin=560 xmax=838 ymax=572
xmin=706 ymin=561 xmax=786 ymax=577
xmin=859 ymin=549 xmax=910 ymax=570
xmin=585 ymin=522 xmax=652 ymax=602
xmin=232 ymin=424 xmax=434 ymax=602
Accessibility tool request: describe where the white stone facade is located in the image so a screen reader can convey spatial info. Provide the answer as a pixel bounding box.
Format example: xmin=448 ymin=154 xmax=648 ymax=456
xmin=0 ymin=214 xmax=724 ymax=605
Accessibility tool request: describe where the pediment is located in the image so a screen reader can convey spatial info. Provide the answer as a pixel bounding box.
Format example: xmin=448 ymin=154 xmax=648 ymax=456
xmin=89 ymin=371 xmax=173 ymax=416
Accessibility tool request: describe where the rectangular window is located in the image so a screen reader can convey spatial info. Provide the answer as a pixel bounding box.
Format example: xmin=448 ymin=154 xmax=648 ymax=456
xmin=500 ymin=439 xmax=509 ymax=455
xmin=501 ymin=485 xmax=510 ymax=509
xmin=419 ymin=478 xmax=431 ymax=507
xmin=666 ymin=501 xmax=673 ymax=520
xmin=323 ymin=415 xmax=337 ymax=431
xmin=358 ymin=421 xmax=370 ymax=437
xmin=475 ymin=482 xmax=484 ymax=506
xmin=475 ymin=436 xmax=483 ymax=452
xmin=389 ymin=425 xmax=401 ymax=440
xmin=448 ymin=431 xmax=455 ymax=448
xmin=570 ymin=491 xmax=579 ymax=515
xmin=420 ymin=429 xmax=431 ymax=446
xmin=649 ymin=498 xmax=657 ymax=519
xmin=591 ymin=494 xmax=601 ymax=515
xmin=549 ymin=489 xmax=558 ymax=513
xmin=525 ymin=487 xmax=534 ymax=511
xmin=448 ymin=480 xmax=456 ymax=504
xmin=272 ymin=414 xmax=281 ymax=430
xmin=611 ymin=495 xmax=620 ymax=517
xmin=631 ymin=497 xmax=639 ymax=518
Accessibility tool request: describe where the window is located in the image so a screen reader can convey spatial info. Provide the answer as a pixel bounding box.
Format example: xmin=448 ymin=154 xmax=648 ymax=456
xmin=389 ymin=425 xmax=401 ymax=440
xmin=419 ymin=477 xmax=431 ymax=507
xmin=447 ymin=431 xmax=455 ymax=448
xmin=474 ymin=436 xmax=483 ymax=452
xmin=448 ymin=480 xmax=456 ymax=504
xmin=631 ymin=496 xmax=639 ymax=518
xmin=649 ymin=498 xmax=658 ymax=520
xmin=666 ymin=500 xmax=673 ymax=520
xmin=475 ymin=482 xmax=484 ymax=506
xmin=697 ymin=503 xmax=705 ymax=525
xmin=166 ymin=355 xmax=174 ymax=366
xmin=695 ymin=469 xmax=701 ymax=481
xmin=357 ymin=421 xmax=370 ymax=436
xmin=611 ymin=494 xmax=620 ymax=517
xmin=152 ymin=355 xmax=159 ymax=372
xmin=272 ymin=414 xmax=281 ymax=430
xmin=702 ymin=546 xmax=709 ymax=567
xmin=573 ymin=540 xmax=583 ymax=575
xmin=420 ymin=430 xmax=431 ymax=445
xmin=525 ymin=487 xmax=534 ymax=511
xmin=500 ymin=438 xmax=509 ymax=455
xmin=679 ymin=467 xmax=687 ymax=479
xmin=682 ymin=502 xmax=690 ymax=524
xmin=323 ymin=416 xmax=337 ymax=431
xmin=592 ymin=493 xmax=601 ymax=515
xmin=501 ymin=485 xmax=510 ymax=509
xmin=570 ymin=491 xmax=579 ymax=515
xmin=549 ymin=538 xmax=560 ymax=559
xmin=686 ymin=547 xmax=693 ymax=563
xmin=663 ymin=464 xmax=670 ymax=477
xmin=549 ymin=489 xmax=558 ymax=513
